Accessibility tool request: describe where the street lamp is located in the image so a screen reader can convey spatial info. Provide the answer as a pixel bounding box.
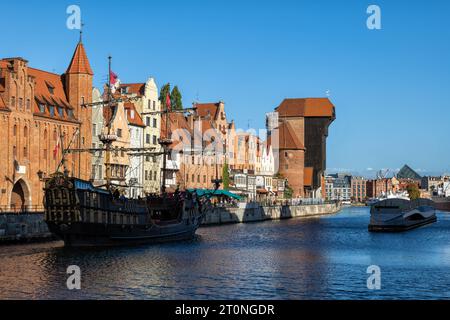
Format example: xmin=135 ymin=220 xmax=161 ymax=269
xmin=37 ymin=170 xmax=45 ymax=181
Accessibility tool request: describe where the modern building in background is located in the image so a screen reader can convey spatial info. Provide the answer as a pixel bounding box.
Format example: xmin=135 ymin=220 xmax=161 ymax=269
xmin=351 ymin=176 xmax=367 ymax=202
xmin=325 ymin=173 xmax=351 ymax=201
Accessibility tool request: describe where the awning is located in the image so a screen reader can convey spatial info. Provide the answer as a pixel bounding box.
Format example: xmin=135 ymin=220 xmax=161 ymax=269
xmin=187 ymin=189 xmax=242 ymax=200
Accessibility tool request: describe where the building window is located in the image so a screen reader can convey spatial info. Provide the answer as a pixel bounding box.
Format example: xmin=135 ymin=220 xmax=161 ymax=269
xmin=98 ymin=165 xmax=103 ymax=179
xmin=39 ymin=103 xmax=45 ymax=113
xmin=24 ymin=126 xmax=28 ymax=138
xmin=58 ymin=107 xmax=63 ymax=117
xmin=145 ymin=170 xmax=148 ymax=181
xmin=92 ymin=124 xmax=97 ymax=136
xmin=153 ymin=135 xmax=157 ymax=145
xmin=19 ymin=98 xmax=23 ymax=110
xmin=13 ymin=146 xmax=17 ymax=158
xmin=153 ymin=171 xmax=157 ymax=181
xmin=146 ymin=117 xmax=150 ymax=126
xmin=13 ymin=125 xmax=17 ymax=136
xmin=49 ymin=105 xmax=55 ymax=116
xmin=153 ymin=118 xmax=157 ymax=128
xmin=146 ymin=134 xmax=150 ymax=144
xmin=148 ymin=100 xmax=151 ymax=109
xmin=26 ymin=99 xmax=31 ymax=111
xmin=153 ymin=101 xmax=156 ymax=110
xmin=117 ymin=129 xmax=122 ymax=138
xmin=91 ymin=165 xmax=96 ymax=180
xmin=11 ymin=96 xmax=16 ymax=108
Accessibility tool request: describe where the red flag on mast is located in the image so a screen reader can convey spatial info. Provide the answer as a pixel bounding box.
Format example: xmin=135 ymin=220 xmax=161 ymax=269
xmin=110 ymin=70 xmax=118 ymax=86
xmin=166 ymin=92 xmax=171 ymax=111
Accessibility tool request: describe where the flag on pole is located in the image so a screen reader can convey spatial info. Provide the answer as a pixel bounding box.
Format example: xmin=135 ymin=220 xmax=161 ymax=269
xmin=53 ymin=135 xmax=61 ymax=158
xmin=110 ymin=70 xmax=118 ymax=86
xmin=166 ymin=92 xmax=171 ymax=111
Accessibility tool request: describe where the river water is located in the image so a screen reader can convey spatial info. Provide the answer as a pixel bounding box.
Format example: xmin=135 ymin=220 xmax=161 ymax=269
xmin=0 ymin=206 xmax=449 ymax=300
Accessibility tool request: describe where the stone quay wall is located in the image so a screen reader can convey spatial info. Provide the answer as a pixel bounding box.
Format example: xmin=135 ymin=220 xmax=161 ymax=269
xmin=0 ymin=213 xmax=52 ymax=243
xmin=202 ymin=202 xmax=342 ymax=226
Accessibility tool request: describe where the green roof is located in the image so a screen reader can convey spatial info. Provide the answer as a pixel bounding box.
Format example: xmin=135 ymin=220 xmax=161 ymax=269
xmin=188 ymin=189 xmax=241 ymax=200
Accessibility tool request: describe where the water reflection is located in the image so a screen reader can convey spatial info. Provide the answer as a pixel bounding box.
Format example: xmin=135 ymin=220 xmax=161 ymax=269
xmin=0 ymin=207 xmax=449 ymax=300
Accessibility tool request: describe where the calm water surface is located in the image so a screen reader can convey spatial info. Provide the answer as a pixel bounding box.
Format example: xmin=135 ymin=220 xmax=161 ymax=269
xmin=1 ymin=206 xmax=449 ymax=300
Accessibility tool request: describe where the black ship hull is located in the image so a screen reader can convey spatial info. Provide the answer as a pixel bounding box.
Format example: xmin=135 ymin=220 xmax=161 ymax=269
xmin=46 ymin=220 xmax=200 ymax=247
xmin=43 ymin=174 xmax=208 ymax=248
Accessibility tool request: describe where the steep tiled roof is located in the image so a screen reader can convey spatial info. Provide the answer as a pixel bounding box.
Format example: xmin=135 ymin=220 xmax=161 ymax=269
xmin=161 ymin=113 xmax=192 ymax=143
xmin=28 ymin=68 xmax=77 ymax=121
xmin=124 ymin=102 xmax=145 ymax=127
xmin=277 ymin=121 xmax=305 ymax=150
xmin=276 ymin=98 xmax=335 ymax=118
xmin=66 ymin=42 xmax=93 ymax=75
xmin=304 ymin=167 xmax=314 ymax=186
xmin=196 ymin=102 xmax=219 ymax=119
xmin=119 ymin=83 xmax=145 ymax=96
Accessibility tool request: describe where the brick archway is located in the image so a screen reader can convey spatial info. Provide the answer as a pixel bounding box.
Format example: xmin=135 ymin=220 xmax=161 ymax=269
xmin=9 ymin=179 xmax=31 ymax=212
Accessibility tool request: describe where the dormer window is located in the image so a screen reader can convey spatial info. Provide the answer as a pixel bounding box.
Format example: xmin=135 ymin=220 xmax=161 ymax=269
xmin=49 ymin=105 xmax=55 ymax=117
xmin=121 ymin=87 xmax=129 ymax=94
xmin=67 ymin=110 xmax=74 ymax=118
xmin=39 ymin=103 xmax=45 ymax=113
xmin=57 ymin=107 xmax=64 ymax=116
xmin=130 ymin=110 xmax=135 ymax=119
xmin=46 ymin=82 xmax=55 ymax=95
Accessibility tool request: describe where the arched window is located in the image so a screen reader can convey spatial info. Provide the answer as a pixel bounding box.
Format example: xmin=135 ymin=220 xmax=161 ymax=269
xmin=24 ymin=126 xmax=28 ymax=138
xmin=13 ymin=125 xmax=17 ymax=136
xmin=23 ymin=146 xmax=27 ymax=158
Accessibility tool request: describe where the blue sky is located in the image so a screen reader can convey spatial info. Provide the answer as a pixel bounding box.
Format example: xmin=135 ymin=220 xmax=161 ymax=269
xmin=2 ymin=0 xmax=450 ymax=176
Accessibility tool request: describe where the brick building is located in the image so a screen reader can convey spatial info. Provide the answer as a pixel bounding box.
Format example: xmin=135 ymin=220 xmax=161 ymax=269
xmin=268 ymin=98 xmax=335 ymax=198
xmin=0 ymin=39 xmax=93 ymax=211
xmin=351 ymin=176 xmax=367 ymax=202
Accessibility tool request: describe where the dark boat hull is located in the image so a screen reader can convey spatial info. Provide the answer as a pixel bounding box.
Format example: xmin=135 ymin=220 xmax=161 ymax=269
xmin=46 ymin=220 xmax=201 ymax=247
xmin=369 ymin=215 xmax=437 ymax=232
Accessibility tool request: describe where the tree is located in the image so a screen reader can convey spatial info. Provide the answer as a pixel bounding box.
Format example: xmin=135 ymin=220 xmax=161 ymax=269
xmin=159 ymin=83 xmax=171 ymax=109
xmin=284 ymin=186 xmax=293 ymax=199
xmin=222 ymin=162 xmax=230 ymax=190
xmin=407 ymin=183 xmax=421 ymax=200
xmin=170 ymin=86 xmax=183 ymax=110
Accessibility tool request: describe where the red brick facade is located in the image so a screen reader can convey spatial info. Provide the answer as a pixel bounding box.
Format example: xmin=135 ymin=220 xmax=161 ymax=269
xmin=0 ymin=41 xmax=93 ymax=211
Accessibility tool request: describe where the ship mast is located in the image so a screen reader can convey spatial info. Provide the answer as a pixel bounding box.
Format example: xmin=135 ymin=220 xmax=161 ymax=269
xmin=100 ymin=56 xmax=115 ymax=191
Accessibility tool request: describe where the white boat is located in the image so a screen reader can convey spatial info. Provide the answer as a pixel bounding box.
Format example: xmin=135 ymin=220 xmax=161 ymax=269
xmin=366 ymin=191 xmax=410 ymax=206
xmin=368 ymin=198 xmax=437 ymax=232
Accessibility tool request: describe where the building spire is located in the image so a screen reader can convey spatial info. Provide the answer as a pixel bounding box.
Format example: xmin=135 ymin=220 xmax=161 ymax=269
xmin=79 ymin=21 xmax=85 ymax=43
xmin=66 ymin=38 xmax=94 ymax=75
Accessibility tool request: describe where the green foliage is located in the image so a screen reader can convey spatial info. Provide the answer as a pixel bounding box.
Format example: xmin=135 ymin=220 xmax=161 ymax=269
xmin=159 ymin=83 xmax=171 ymax=109
xmin=407 ymin=183 xmax=421 ymax=200
xmin=284 ymin=186 xmax=293 ymax=199
xmin=170 ymin=86 xmax=183 ymax=110
xmin=222 ymin=162 xmax=230 ymax=190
